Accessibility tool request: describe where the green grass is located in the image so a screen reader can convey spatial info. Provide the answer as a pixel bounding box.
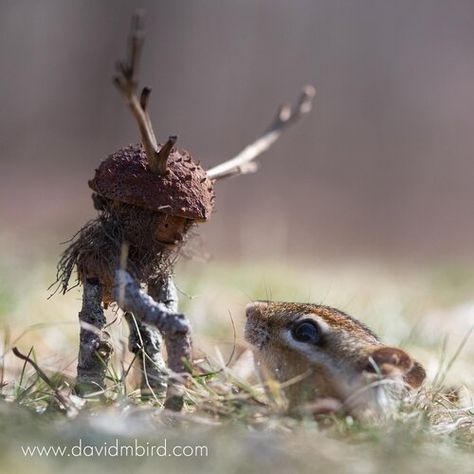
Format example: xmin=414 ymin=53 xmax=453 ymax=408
xmin=0 ymin=252 xmax=473 ymax=473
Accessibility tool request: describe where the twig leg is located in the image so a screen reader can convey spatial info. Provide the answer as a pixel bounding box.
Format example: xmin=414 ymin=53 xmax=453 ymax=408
xmin=163 ymin=331 xmax=192 ymax=411
xmin=148 ymin=275 xmax=190 ymax=410
xmin=75 ymin=279 xmax=113 ymax=396
xmin=125 ymin=312 xmax=168 ymax=396
xmin=114 ymin=270 xmax=192 ymax=411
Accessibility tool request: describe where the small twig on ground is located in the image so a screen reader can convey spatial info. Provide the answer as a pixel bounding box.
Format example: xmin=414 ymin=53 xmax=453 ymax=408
xmin=12 ymin=347 xmax=72 ymax=413
xmin=17 ymin=346 xmax=34 ymax=391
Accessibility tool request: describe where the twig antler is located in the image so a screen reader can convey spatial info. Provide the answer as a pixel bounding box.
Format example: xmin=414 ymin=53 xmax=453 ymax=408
xmin=114 ymin=12 xmax=173 ymax=174
xmin=206 ymin=85 xmax=316 ymax=180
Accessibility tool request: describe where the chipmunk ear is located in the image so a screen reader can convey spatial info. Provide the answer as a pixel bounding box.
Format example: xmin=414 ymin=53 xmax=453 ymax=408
xmin=403 ymin=360 xmax=426 ymax=389
xmin=366 ymin=346 xmax=426 ymax=389
xmin=368 ymin=347 xmax=413 ymax=374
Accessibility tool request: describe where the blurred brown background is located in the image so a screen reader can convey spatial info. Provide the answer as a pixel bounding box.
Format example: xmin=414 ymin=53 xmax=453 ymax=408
xmin=1 ymin=0 xmax=473 ymax=263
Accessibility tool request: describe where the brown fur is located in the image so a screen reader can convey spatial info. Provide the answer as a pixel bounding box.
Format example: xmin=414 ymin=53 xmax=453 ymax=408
xmin=245 ymin=301 xmax=426 ymax=411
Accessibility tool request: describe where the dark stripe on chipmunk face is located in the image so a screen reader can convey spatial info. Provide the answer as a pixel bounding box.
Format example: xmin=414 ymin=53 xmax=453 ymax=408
xmin=250 ymin=301 xmax=380 ymax=344
xmin=310 ymin=305 xmax=380 ymax=343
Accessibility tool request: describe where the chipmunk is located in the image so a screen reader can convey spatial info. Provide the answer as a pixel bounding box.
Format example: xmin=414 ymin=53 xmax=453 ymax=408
xmin=245 ymin=301 xmax=426 ymax=414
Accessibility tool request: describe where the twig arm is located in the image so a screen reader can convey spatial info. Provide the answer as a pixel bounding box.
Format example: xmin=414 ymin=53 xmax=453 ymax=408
xmin=114 ymin=270 xmax=189 ymax=336
xmin=206 ymin=85 xmax=315 ymax=180
xmin=148 ymin=274 xmax=179 ymax=313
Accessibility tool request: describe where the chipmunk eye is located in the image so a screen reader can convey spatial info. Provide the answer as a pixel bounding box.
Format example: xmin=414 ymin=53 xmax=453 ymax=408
xmin=291 ymin=320 xmax=320 ymax=344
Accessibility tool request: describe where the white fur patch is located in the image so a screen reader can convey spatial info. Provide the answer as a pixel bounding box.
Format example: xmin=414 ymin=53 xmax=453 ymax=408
xmin=281 ymin=329 xmax=335 ymax=371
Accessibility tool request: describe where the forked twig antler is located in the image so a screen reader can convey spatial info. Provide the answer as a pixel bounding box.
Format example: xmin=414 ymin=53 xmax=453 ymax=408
xmin=114 ymin=12 xmax=172 ymax=174
xmin=207 ymin=86 xmax=316 ymax=180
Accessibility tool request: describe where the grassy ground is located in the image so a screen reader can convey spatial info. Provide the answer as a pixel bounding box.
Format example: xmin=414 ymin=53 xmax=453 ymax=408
xmin=0 ymin=247 xmax=473 ymax=473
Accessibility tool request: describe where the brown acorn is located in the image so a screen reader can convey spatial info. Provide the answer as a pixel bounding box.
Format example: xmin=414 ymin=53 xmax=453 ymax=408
xmin=89 ymin=141 xmax=214 ymax=222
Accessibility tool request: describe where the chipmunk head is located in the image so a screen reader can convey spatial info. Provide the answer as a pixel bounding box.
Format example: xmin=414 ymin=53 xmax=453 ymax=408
xmin=245 ymin=301 xmax=425 ymax=413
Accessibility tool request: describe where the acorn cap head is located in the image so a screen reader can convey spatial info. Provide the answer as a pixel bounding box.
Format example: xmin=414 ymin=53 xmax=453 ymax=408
xmin=89 ymin=144 xmax=215 ymax=221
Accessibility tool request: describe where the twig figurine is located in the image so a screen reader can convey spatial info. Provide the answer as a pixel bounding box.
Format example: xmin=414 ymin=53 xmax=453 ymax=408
xmin=53 ymin=12 xmax=314 ymax=410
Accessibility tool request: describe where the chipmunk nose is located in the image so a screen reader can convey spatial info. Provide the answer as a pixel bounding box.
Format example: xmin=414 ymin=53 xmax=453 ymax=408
xmin=365 ymin=347 xmax=413 ymax=377
xmin=245 ymin=301 xmax=269 ymax=319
